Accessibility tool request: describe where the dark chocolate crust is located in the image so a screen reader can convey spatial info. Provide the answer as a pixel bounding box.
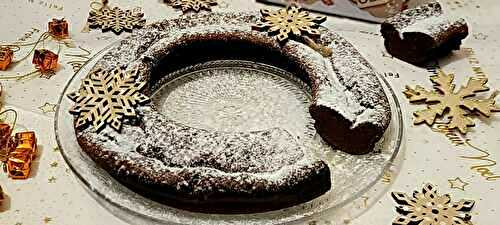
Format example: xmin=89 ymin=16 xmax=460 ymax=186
xmin=73 ymin=12 xmax=391 ymax=213
xmin=381 ymin=2 xmax=469 ymax=65
xmin=77 ymin=128 xmax=331 ymax=214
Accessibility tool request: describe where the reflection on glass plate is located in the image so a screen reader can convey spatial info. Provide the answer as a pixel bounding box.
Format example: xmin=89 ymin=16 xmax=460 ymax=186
xmin=55 ymin=45 xmax=404 ymax=225
xmin=151 ymin=61 xmax=314 ymax=139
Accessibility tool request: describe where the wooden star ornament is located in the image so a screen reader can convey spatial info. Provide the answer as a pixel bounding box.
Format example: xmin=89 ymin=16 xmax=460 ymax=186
xmin=404 ymin=70 xmax=500 ymax=134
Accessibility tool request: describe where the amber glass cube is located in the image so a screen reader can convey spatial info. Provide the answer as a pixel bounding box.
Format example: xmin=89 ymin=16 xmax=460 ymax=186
xmin=14 ymin=131 xmax=36 ymax=155
xmin=7 ymin=151 xmax=31 ymax=179
xmin=0 ymin=47 xmax=13 ymax=71
xmin=5 ymin=131 xmax=37 ymax=179
xmin=48 ymin=18 xmax=69 ymax=39
xmin=0 ymin=123 xmax=11 ymax=139
xmin=0 ymin=123 xmax=12 ymax=162
xmin=32 ymin=49 xmax=58 ymax=72
xmin=15 ymin=131 xmax=36 ymax=141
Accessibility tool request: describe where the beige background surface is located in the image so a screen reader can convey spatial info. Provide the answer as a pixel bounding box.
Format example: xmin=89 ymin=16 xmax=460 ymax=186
xmin=0 ymin=0 xmax=498 ymax=224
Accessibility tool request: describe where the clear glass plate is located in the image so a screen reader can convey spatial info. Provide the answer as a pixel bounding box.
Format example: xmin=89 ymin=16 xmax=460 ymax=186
xmin=55 ymin=44 xmax=404 ymax=225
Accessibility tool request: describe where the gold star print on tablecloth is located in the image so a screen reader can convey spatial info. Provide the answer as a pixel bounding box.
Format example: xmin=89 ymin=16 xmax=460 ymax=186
xmin=391 ymin=183 xmax=475 ymax=225
xmin=50 ymin=161 xmax=58 ymax=168
xmin=43 ymin=217 xmax=52 ymax=224
xmin=449 ymin=177 xmax=469 ymax=191
xmin=48 ymin=176 xmax=56 ymax=183
xmin=39 ymin=102 xmax=57 ymax=113
xmin=39 ymin=71 xmax=56 ymax=79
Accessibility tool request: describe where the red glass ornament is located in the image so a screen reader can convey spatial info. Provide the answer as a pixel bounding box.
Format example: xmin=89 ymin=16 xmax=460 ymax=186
xmin=48 ymin=18 xmax=69 ymax=39
xmin=0 ymin=123 xmax=12 ymax=162
xmin=32 ymin=49 xmax=58 ymax=73
xmin=0 ymin=47 xmax=13 ymax=71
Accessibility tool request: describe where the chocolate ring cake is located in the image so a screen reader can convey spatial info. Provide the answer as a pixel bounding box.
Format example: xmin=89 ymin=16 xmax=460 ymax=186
xmin=73 ymin=12 xmax=391 ymax=213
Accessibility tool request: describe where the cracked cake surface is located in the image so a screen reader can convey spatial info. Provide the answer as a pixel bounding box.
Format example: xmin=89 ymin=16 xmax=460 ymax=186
xmin=73 ymin=11 xmax=391 ymax=213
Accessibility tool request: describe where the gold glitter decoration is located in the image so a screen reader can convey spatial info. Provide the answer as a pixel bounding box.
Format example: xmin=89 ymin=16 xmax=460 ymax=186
xmin=43 ymin=217 xmax=52 ymax=224
xmin=253 ymin=5 xmax=332 ymax=57
xmin=39 ymin=102 xmax=57 ymax=113
xmin=87 ymin=6 xmax=146 ymax=34
xmin=67 ymin=66 xmax=149 ymax=132
xmin=167 ymin=0 xmax=218 ymax=13
xmin=50 ymin=161 xmax=58 ymax=168
xmin=404 ymin=70 xmax=500 ymax=134
xmin=391 ymin=183 xmax=475 ymax=225
xmin=48 ymin=176 xmax=56 ymax=183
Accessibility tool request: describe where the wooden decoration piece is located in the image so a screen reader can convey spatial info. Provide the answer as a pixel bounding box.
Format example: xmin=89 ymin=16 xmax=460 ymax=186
xmin=167 ymin=0 xmax=218 ymax=13
xmin=87 ymin=6 xmax=146 ymax=34
xmin=253 ymin=4 xmax=326 ymax=43
xmin=404 ymin=70 xmax=500 ymax=134
xmin=253 ymin=5 xmax=332 ymax=57
xmin=391 ymin=183 xmax=475 ymax=225
xmin=67 ymin=66 xmax=150 ymax=132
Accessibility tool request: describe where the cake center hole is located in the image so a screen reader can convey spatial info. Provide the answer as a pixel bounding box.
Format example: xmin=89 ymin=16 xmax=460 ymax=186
xmin=151 ymin=60 xmax=315 ymax=139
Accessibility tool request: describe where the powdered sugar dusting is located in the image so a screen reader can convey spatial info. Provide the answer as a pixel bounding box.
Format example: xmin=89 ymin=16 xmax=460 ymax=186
xmin=75 ymin=11 xmax=390 ymax=201
xmin=384 ymin=2 xmax=467 ymax=44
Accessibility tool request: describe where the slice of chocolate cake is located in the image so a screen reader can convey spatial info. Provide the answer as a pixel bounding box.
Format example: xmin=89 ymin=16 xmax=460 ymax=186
xmin=381 ymin=2 xmax=469 ymax=65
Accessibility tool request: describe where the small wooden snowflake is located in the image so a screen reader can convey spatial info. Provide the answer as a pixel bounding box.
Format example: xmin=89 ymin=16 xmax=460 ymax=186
xmin=391 ymin=183 xmax=475 ymax=225
xmin=253 ymin=4 xmax=326 ymax=43
xmin=166 ymin=0 xmax=218 ymax=13
xmin=88 ymin=6 xmax=146 ymax=34
xmin=67 ymin=66 xmax=150 ymax=131
xmin=253 ymin=5 xmax=332 ymax=57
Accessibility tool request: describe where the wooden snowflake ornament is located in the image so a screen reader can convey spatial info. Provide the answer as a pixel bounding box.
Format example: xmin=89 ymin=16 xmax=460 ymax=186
xmin=67 ymin=66 xmax=150 ymax=132
xmin=404 ymin=70 xmax=500 ymax=134
xmin=88 ymin=6 xmax=146 ymax=34
xmin=391 ymin=183 xmax=475 ymax=225
xmin=166 ymin=0 xmax=218 ymax=13
xmin=253 ymin=5 xmax=332 ymax=57
xmin=254 ymin=5 xmax=326 ymax=42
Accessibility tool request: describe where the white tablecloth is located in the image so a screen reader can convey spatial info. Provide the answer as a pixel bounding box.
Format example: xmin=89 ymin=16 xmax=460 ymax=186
xmin=0 ymin=0 xmax=498 ymax=224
